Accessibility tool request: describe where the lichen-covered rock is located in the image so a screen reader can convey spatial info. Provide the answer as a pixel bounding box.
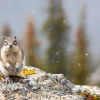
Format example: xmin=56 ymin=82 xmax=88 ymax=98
xmin=0 ymin=66 xmax=100 ymax=100
xmin=73 ymin=85 xmax=100 ymax=100
xmin=0 ymin=92 xmax=5 ymax=100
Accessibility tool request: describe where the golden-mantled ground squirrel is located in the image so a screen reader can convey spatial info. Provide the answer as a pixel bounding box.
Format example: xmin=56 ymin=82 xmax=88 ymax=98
xmin=0 ymin=36 xmax=25 ymax=82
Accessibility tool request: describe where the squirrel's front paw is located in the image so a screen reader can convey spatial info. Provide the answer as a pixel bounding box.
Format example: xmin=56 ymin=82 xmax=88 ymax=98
xmin=14 ymin=63 xmax=22 ymax=72
xmin=4 ymin=77 xmax=13 ymax=84
xmin=6 ymin=66 xmax=13 ymax=71
xmin=5 ymin=63 xmax=12 ymax=71
xmin=13 ymin=67 xmax=19 ymax=72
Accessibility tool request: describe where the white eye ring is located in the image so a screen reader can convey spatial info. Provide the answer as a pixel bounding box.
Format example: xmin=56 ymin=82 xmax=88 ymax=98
xmin=5 ymin=42 xmax=7 ymax=45
xmin=14 ymin=39 xmax=16 ymax=42
xmin=14 ymin=41 xmax=17 ymax=44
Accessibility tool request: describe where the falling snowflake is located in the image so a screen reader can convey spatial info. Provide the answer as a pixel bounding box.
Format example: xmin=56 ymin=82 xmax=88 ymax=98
xmin=12 ymin=27 xmax=15 ymax=29
xmin=78 ymin=63 xmax=81 ymax=66
xmin=56 ymin=61 xmax=59 ymax=63
xmin=15 ymin=7 xmax=18 ymax=9
xmin=80 ymin=5 xmax=82 ymax=7
xmin=49 ymin=28 xmax=51 ymax=30
xmin=86 ymin=54 xmax=88 ymax=56
xmin=1 ymin=36 xmax=3 ymax=39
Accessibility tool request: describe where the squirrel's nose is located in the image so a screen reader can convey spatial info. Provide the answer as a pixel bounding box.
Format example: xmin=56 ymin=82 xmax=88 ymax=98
xmin=9 ymin=45 xmax=12 ymax=48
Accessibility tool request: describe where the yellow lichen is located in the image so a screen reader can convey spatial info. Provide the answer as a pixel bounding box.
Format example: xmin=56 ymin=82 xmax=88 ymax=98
xmin=18 ymin=93 xmax=21 ymax=96
xmin=27 ymin=92 xmax=30 ymax=94
xmin=0 ymin=68 xmax=36 ymax=78
xmin=0 ymin=76 xmax=2 ymax=80
xmin=77 ymin=90 xmax=100 ymax=100
xmin=19 ymin=68 xmax=36 ymax=77
xmin=87 ymin=94 xmax=100 ymax=100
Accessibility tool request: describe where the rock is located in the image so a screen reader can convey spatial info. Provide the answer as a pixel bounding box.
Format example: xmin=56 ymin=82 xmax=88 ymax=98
xmin=73 ymin=85 xmax=100 ymax=95
xmin=50 ymin=74 xmax=74 ymax=90
xmin=0 ymin=92 xmax=5 ymax=100
xmin=0 ymin=66 xmax=100 ymax=100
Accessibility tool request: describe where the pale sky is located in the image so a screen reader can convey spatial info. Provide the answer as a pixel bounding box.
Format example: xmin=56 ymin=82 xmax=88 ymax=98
xmin=0 ymin=0 xmax=100 ymax=59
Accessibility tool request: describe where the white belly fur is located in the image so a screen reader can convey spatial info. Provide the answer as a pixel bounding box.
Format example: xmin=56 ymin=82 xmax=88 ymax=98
xmin=0 ymin=60 xmax=24 ymax=76
xmin=7 ymin=53 xmax=17 ymax=65
xmin=0 ymin=61 xmax=9 ymax=77
xmin=0 ymin=46 xmax=25 ymax=77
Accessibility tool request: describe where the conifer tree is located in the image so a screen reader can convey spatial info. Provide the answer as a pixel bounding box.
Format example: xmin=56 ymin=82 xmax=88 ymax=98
xmin=24 ymin=17 xmax=40 ymax=67
xmin=2 ymin=24 xmax=11 ymax=37
xmin=0 ymin=24 xmax=11 ymax=47
xmin=43 ymin=0 xmax=69 ymax=75
xmin=73 ymin=6 xmax=89 ymax=85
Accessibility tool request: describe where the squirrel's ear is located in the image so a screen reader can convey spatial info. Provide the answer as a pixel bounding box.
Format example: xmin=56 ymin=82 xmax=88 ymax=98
xmin=14 ymin=36 xmax=16 ymax=39
xmin=4 ymin=36 xmax=6 ymax=39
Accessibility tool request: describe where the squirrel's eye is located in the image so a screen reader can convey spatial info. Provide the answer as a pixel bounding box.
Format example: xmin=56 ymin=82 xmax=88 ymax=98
xmin=14 ymin=41 xmax=17 ymax=45
xmin=5 ymin=42 xmax=8 ymax=45
xmin=14 ymin=39 xmax=17 ymax=45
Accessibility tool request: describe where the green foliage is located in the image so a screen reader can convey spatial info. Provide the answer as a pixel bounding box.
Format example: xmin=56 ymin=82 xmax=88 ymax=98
xmin=43 ymin=0 xmax=69 ymax=75
xmin=72 ymin=7 xmax=89 ymax=85
xmin=2 ymin=24 xmax=11 ymax=37
xmin=0 ymin=24 xmax=11 ymax=47
xmin=24 ymin=17 xmax=41 ymax=68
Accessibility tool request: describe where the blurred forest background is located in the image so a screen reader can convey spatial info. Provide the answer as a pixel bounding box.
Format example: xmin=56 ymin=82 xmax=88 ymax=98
xmin=0 ymin=0 xmax=100 ymax=86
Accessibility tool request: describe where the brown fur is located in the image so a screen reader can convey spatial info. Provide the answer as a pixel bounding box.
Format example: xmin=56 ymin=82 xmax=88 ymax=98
xmin=0 ymin=36 xmax=25 ymax=78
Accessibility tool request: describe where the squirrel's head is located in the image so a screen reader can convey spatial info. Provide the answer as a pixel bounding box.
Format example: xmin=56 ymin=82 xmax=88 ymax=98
xmin=3 ymin=36 xmax=18 ymax=49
